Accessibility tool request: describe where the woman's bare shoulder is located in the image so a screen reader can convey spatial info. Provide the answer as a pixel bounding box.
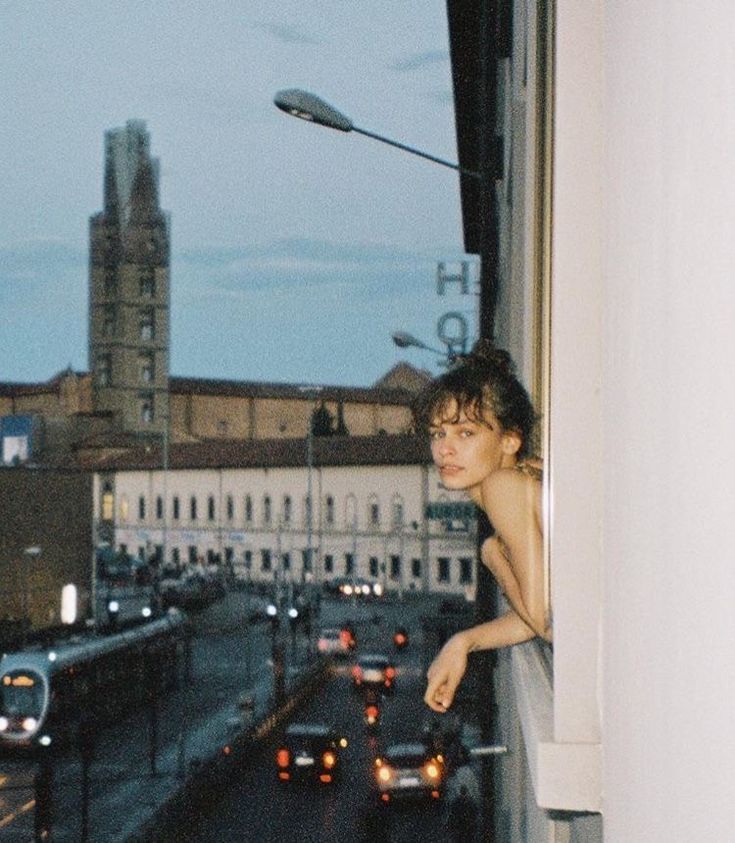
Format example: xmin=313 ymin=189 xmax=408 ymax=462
xmin=481 ymin=464 xmax=541 ymax=517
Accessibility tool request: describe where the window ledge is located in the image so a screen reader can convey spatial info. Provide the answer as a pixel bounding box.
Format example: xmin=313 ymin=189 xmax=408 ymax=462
xmin=511 ymin=642 xmax=601 ymax=812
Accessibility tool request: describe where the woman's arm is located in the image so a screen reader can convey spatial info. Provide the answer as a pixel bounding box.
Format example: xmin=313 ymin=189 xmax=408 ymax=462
xmin=482 ymin=471 xmax=548 ymax=638
xmin=424 ymin=611 xmax=536 ymax=712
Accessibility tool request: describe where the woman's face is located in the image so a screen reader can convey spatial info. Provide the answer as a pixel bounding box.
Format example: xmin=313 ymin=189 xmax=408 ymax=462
xmin=428 ymin=398 xmax=520 ymax=499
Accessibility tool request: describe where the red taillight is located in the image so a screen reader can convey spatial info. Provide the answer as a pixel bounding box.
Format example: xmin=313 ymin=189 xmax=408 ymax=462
xmin=385 ymin=666 xmax=396 ymax=679
xmin=352 ymin=665 xmax=362 ymax=680
xmin=319 ymin=773 xmax=332 ymax=783
xmin=394 ymin=633 xmax=406 ymax=644
xmin=276 ymin=748 xmax=290 ymax=768
xmin=365 ymin=705 xmax=379 ymax=720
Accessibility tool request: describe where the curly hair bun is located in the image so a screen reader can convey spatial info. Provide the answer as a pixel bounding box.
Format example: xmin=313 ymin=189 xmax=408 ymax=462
xmin=463 ymin=340 xmax=515 ymax=375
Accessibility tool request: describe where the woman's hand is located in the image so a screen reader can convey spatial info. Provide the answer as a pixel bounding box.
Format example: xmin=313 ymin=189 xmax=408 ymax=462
xmin=424 ymin=631 xmax=470 ymax=713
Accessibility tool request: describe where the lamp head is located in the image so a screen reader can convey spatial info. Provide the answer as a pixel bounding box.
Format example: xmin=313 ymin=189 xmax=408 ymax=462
xmin=274 ymin=89 xmax=353 ymax=133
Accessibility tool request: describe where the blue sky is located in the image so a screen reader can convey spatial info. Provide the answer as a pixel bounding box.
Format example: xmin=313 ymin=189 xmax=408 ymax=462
xmin=0 ymin=1 xmax=475 ymax=387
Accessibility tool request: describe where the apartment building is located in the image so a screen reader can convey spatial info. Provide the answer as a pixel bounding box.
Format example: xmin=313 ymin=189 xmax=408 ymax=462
xmin=93 ymin=434 xmax=477 ymax=598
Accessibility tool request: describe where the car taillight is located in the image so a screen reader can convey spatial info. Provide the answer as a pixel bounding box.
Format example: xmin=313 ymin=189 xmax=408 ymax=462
xmin=276 ymin=748 xmax=290 ymax=768
xmin=385 ymin=666 xmax=396 ymax=679
xmin=322 ymin=751 xmax=337 ymax=769
xmin=377 ymin=765 xmax=392 ymax=783
xmin=352 ymin=665 xmax=362 ymax=680
xmin=365 ymin=705 xmax=379 ymax=720
xmin=425 ymin=761 xmax=440 ymax=780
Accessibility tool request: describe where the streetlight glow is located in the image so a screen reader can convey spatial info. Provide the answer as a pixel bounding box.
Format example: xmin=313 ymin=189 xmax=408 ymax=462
xmin=274 ymin=88 xmax=481 ymax=179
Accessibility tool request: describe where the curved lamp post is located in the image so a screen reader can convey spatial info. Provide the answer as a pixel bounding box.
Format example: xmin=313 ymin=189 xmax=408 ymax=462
xmin=391 ymin=330 xmax=463 ymax=366
xmin=274 ymin=89 xmax=481 ymax=180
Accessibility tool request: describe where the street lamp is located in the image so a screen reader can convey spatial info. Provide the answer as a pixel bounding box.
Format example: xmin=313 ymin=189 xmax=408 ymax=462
xmin=392 ymin=330 xmax=463 ymax=366
xmin=274 ymin=89 xmax=481 ymax=180
xmin=22 ymin=546 xmax=42 ymax=644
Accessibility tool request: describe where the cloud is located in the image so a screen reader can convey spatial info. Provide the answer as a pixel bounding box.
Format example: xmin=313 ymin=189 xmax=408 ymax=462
xmin=391 ymin=50 xmax=449 ymax=73
xmin=251 ymin=21 xmax=322 ymax=46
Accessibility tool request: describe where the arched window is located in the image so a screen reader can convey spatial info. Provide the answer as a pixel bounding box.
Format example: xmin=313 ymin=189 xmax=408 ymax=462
xmin=226 ymin=494 xmax=234 ymax=521
xmin=391 ymin=495 xmax=405 ymax=529
xmin=245 ymin=495 xmax=253 ymax=524
xmin=368 ymin=495 xmax=380 ymax=528
xmin=325 ymin=495 xmax=335 ymax=525
xmin=207 ymin=495 xmax=216 ymax=521
xmin=283 ymin=495 xmax=292 ymax=524
xmin=190 ymin=496 xmax=198 ymax=521
xmin=263 ymin=495 xmax=272 ymax=525
xmin=345 ymin=494 xmax=358 ymax=532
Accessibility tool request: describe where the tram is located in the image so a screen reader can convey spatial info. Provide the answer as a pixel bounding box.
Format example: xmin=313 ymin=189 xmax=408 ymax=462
xmin=0 ymin=608 xmax=189 ymax=751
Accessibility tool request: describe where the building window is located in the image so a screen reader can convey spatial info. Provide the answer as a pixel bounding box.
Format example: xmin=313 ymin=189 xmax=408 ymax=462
xmin=139 ymin=352 xmax=154 ymax=383
xmin=188 ymin=546 xmax=197 ymax=565
xmin=190 ymin=496 xmax=198 ymax=521
xmin=303 ymin=495 xmax=312 ymax=528
xmin=325 ymin=495 xmax=335 ymax=525
xmin=263 ymin=496 xmax=272 ymax=525
xmin=224 ymin=547 xmax=234 ymax=566
xmin=156 ymin=495 xmax=163 ymax=520
xmin=283 ymin=495 xmax=292 ymax=524
xmin=226 ymin=495 xmax=234 ymax=521
xmin=261 ymin=549 xmax=272 ymax=572
xmin=103 ymin=304 xmax=116 ymax=336
xmin=345 ymin=553 xmax=354 ymax=576
xmin=101 ymin=483 xmax=114 ymax=521
xmin=207 ymin=495 xmax=215 ymax=521
xmin=411 ymin=558 xmax=421 ymax=579
xmin=103 ymin=270 xmax=117 ymax=296
xmin=245 ymin=495 xmax=253 ymax=524
xmin=172 ymin=547 xmax=180 ymax=567
xmin=459 ymin=557 xmax=474 ymax=584
xmin=437 ymin=557 xmax=451 ymax=583
xmin=244 ymin=549 xmax=252 ymax=571
xmin=391 ymin=496 xmax=404 ymax=529
xmin=139 ymin=270 xmax=155 ymax=298
xmin=302 ymin=549 xmax=312 ymax=573
xmin=139 ymin=308 xmax=155 ymax=341
xmin=369 ymin=557 xmax=379 ymax=578
xmin=140 ymin=392 xmax=154 ymax=423
xmin=172 ymin=496 xmax=180 ymax=520
xmin=390 ymin=555 xmax=401 ymax=580
xmin=368 ymin=497 xmax=380 ymax=527
xmin=324 ymin=554 xmax=334 ymax=575
xmin=282 ymin=552 xmax=291 ymax=572
xmin=120 ymin=496 xmax=129 ymax=521
xmin=97 ymin=353 xmax=112 ymax=387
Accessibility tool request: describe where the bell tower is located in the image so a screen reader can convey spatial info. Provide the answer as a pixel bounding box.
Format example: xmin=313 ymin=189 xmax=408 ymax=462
xmin=88 ymin=120 xmax=170 ymax=436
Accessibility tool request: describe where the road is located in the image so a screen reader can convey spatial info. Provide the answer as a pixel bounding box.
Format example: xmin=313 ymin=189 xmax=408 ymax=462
xmin=0 ymin=591 xmax=480 ymax=842
xmin=171 ymin=598 xmax=468 ymax=843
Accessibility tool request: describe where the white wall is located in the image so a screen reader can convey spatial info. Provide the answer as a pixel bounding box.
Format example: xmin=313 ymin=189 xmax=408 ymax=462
xmin=600 ymin=2 xmax=735 ymax=840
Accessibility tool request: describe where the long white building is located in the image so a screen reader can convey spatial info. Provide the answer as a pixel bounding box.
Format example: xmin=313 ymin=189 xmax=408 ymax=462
xmin=93 ymin=434 xmax=477 ymax=598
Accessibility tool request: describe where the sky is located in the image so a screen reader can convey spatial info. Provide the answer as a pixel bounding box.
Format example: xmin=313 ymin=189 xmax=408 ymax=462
xmin=0 ymin=1 xmax=477 ymax=387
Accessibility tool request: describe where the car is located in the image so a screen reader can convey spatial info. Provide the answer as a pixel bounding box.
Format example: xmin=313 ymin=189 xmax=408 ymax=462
xmin=373 ymin=742 xmax=445 ymax=804
xmin=352 ymin=653 xmax=396 ymax=693
xmin=275 ymin=723 xmax=348 ymax=784
xmin=316 ymin=627 xmax=351 ymax=657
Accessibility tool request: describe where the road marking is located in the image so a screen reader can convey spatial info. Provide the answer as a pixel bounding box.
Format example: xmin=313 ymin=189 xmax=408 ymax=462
xmin=0 ymin=799 xmax=35 ymax=829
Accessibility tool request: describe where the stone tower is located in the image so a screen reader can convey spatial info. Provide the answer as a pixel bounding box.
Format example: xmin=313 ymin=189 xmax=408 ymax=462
xmin=88 ymin=120 xmax=170 ymax=436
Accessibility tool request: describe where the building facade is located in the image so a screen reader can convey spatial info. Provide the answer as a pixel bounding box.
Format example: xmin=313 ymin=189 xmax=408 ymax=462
xmin=88 ymin=119 xmax=170 ymax=437
xmin=93 ymin=435 xmax=477 ymax=599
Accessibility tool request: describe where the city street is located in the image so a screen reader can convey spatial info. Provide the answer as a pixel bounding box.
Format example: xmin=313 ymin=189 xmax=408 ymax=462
xmin=0 ymin=589 xmax=479 ymax=842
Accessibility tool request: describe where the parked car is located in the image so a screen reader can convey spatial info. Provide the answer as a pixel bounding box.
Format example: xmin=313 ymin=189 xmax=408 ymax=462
xmin=373 ymin=742 xmax=445 ymax=804
xmin=275 ymin=723 xmax=348 ymax=784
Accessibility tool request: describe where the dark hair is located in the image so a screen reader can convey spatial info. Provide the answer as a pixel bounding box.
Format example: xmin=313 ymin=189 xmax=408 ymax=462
xmin=413 ymin=340 xmax=537 ymax=458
